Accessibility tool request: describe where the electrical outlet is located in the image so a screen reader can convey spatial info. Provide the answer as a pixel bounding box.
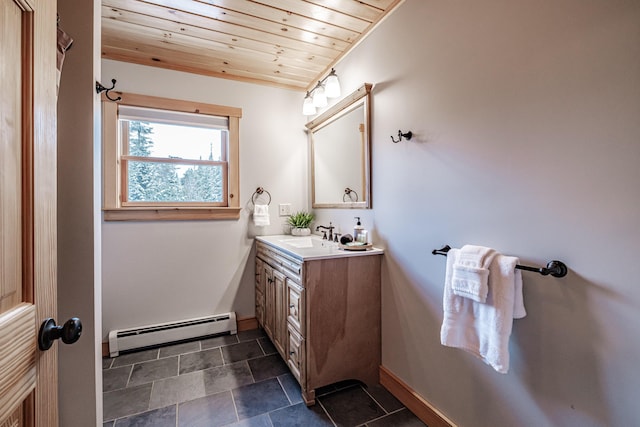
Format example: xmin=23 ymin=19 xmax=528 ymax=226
xmin=279 ymin=203 xmax=291 ymax=216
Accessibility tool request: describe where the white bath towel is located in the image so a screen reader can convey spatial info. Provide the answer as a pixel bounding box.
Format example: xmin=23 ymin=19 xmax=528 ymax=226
xmin=441 ymin=248 xmax=526 ymax=374
xmin=253 ymin=204 xmax=270 ymax=227
xmin=452 ymin=245 xmax=497 ymax=303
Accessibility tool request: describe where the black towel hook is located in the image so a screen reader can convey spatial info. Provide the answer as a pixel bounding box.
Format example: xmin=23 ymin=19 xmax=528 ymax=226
xmin=96 ymin=78 xmax=122 ymax=102
xmin=391 ymin=130 xmax=412 ymax=143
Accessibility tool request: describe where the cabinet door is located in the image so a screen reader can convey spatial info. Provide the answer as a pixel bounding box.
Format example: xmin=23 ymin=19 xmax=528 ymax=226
xmin=255 ymin=258 xmax=264 ymax=294
xmin=272 ymin=270 xmax=287 ymax=357
xmin=255 ymin=291 xmax=264 ymax=328
xmin=263 ymin=263 xmax=275 ymax=339
xmin=255 ymin=294 xmax=265 ymax=328
xmin=287 ymin=325 xmax=305 ymax=384
xmin=255 ymin=258 xmax=265 ymax=327
xmin=287 ymin=280 xmax=304 ymax=334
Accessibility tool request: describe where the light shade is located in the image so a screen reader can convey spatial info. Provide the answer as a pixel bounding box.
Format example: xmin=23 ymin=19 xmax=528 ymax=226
xmin=312 ymin=85 xmax=327 ymax=108
xmin=324 ymin=71 xmax=341 ymax=98
xmin=302 ymin=69 xmax=341 ymax=115
xmin=302 ymin=93 xmax=316 ymax=115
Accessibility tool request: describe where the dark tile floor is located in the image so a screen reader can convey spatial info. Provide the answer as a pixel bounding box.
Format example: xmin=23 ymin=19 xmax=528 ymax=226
xmin=102 ymin=329 xmax=426 ymax=427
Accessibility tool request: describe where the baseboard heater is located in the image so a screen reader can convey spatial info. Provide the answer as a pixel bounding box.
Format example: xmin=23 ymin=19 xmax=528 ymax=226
xmin=108 ymin=312 xmax=237 ymax=357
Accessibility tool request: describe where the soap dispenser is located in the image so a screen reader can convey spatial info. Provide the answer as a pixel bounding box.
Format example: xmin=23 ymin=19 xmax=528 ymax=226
xmin=353 ymin=217 xmax=368 ymax=244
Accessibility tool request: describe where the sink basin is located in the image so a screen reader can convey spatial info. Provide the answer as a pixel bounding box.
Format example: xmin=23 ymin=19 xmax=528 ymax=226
xmin=279 ymin=237 xmax=323 ymax=249
xmin=259 ymin=235 xmax=383 ymax=261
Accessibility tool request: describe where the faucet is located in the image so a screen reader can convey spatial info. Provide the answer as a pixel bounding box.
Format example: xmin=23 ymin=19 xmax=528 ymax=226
xmin=315 ymin=222 xmax=334 ymax=241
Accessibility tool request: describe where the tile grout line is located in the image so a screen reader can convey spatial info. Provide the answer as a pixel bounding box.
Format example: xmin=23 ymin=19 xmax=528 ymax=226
xmin=125 ymin=364 xmax=134 ymax=388
xmin=255 ymin=337 xmax=267 ymax=356
xmin=361 ymin=385 xmax=390 ymax=414
xmin=148 ymin=380 xmax=155 ymax=412
xmin=363 ymin=407 xmax=410 ymax=426
xmin=216 ymin=347 xmax=224 ymax=368
xmin=220 ymin=346 xmax=227 ymax=365
xmin=247 ymin=357 xmax=257 ymax=384
xmin=388 ymin=407 xmax=408 ymax=416
xmin=230 ymin=389 xmax=241 ymax=425
xmin=276 ymin=375 xmax=293 ymax=406
xmin=316 ymin=398 xmax=338 ymax=427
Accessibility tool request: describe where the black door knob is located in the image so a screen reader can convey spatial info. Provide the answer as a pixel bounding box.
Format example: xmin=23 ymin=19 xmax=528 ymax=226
xmin=38 ymin=317 xmax=82 ymax=351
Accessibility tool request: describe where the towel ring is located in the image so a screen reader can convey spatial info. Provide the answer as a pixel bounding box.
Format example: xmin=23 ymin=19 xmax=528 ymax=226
xmin=252 ymin=187 xmax=271 ymax=205
xmin=343 ymin=187 xmax=359 ymax=202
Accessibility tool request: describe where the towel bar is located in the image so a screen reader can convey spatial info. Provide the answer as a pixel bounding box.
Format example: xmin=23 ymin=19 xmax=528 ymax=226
xmin=432 ymin=245 xmax=568 ymax=278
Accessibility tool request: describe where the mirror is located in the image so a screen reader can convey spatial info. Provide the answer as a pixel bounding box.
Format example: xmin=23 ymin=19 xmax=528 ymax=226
xmin=306 ymin=83 xmax=372 ymax=209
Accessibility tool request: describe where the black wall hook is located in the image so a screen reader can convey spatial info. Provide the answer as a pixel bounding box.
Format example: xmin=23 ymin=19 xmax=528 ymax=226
xmin=391 ymin=130 xmax=412 ymax=143
xmin=96 ymin=78 xmax=122 ymax=102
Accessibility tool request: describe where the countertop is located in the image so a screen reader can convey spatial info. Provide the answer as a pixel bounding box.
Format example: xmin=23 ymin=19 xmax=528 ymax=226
xmin=255 ymin=234 xmax=384 ymax=261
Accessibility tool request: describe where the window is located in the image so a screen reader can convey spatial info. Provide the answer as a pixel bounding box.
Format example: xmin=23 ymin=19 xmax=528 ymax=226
xmin=102 ymin=93 xmax=242 ymax=220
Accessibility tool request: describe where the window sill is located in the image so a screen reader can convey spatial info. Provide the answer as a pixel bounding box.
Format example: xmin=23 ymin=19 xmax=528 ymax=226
xmin=103 ymin=207 xmax=242 ymax=221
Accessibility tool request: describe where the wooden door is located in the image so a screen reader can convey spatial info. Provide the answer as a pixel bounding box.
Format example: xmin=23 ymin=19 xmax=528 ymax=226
xmin=0 ymin=0 xmax=58 ymax=425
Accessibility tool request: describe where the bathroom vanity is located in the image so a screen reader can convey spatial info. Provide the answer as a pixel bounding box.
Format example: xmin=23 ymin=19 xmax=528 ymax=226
xmin=255 ymin=235 xmax=383 ymax=405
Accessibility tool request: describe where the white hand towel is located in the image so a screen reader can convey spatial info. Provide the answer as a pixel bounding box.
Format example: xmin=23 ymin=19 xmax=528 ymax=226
xmin=441 ymin=249 xmax=526 ymax=374
xmin=253 ymin=204 xmax=270 ymax=227
xmin=451 ymin=245 xmax=497 ymax=303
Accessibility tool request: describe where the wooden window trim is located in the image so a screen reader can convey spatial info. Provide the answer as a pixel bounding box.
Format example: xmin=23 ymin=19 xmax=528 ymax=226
xmin=102 ymin=92 xmax=242 ymax=221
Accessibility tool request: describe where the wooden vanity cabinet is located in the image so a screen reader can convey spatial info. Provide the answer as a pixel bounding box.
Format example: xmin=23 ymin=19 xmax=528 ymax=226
xmin=255 ymin=241 xmax=382 ymax=405
xmin=255 ymin=258 xmax=265 ymax=328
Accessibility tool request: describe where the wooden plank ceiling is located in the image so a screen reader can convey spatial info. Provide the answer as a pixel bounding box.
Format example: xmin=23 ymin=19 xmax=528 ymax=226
xmin=101 ymin=0 xmax=402 ymax=92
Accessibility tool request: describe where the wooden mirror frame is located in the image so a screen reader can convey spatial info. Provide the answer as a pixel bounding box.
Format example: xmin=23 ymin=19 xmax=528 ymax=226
xmin=306 ymin=83 xmax=372 ymax=209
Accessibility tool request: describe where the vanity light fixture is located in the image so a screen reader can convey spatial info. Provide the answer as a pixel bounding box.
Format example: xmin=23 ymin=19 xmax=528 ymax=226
xmin=324 ymin=69 xmax=341 ymax=98
xmin=302 ymin=92 xmax=316 ymax=115
xmin=302 ymin=68 xmax=341 ymax=115
xmin=313 ymin=84 xmax=327 ymax=108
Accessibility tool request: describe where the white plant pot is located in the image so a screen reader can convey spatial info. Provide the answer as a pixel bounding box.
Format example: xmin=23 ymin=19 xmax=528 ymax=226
xmin=291 ymin=227 xmax=311 ymax=236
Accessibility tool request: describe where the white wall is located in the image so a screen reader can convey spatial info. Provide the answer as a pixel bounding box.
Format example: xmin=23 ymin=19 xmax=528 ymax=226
xmin=313 ymin=0 xmax=640 ymax=425
xmin=57 ymin=0 xmax=102 ymax=425
xmin=101 ymin=60 xmax=307 ymax=339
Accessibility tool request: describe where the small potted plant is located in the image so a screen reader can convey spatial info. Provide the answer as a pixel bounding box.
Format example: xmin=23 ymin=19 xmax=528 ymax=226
xmin=288 ymin=211 xmax=314 ymax=236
